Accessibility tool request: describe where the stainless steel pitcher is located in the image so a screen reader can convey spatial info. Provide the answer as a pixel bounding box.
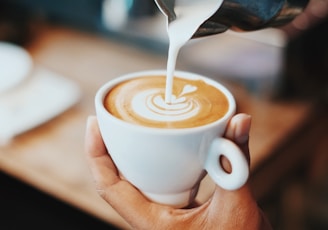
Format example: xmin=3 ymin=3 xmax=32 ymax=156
xmin=155 ymin=0 xmax=309 ymax=38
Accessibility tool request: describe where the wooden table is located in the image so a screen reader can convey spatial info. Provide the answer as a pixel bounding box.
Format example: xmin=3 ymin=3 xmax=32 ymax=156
xmin=0 ymin=26 xmax=313 ymax=229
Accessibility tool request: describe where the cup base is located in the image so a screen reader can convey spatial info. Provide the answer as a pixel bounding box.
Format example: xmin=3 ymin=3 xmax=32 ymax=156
xmin=143 ymin=185 xmax=199 ymax=208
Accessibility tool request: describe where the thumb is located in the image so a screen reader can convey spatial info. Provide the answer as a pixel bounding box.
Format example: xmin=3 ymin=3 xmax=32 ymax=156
xmin=221 ymin=113 xmax=251 ymax=173
xmin=206 ymin=114 xmax=261 ymax=228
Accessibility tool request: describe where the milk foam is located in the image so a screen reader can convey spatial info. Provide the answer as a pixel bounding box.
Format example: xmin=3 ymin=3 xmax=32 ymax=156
xmin=132 ymin=85 xmax=199 ymax=122
xmin=165 ymin=0 xmax=224 ymax=103
xmin=105 ymin=76 xmax=229 ymax=128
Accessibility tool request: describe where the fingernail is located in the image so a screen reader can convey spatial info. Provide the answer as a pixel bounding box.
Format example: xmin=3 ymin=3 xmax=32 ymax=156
xmin=235 ymin=115 xmax=251 ymax=144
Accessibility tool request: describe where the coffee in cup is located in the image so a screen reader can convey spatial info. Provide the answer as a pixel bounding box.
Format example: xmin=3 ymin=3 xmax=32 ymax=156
xmin=104 ymin=75 xmax=229 ymax=129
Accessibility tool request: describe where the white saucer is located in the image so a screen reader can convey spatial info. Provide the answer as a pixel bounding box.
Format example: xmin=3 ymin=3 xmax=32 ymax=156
xmin=0 ymin=66 xmax=81 ymax=145
xmin=0 ymin=42 xmax=33 ymax=93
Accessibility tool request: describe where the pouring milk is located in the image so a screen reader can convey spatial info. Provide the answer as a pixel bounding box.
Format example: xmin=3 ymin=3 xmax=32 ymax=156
xmin=165 ymin=0 xmax=223 ymax=103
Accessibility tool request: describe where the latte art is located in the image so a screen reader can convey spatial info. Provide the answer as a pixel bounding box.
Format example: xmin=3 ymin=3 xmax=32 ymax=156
xmin=105 ymin=76 xmax=229 ymax=128
xmin=132 ymin=85 xmax=200 ymax=122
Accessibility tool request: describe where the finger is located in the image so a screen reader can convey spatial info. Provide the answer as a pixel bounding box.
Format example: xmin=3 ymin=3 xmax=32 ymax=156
xmin=281 ymin=0 xmax=328 ymax=37
xmin=221 ymin=113 xmax=251 ymax=182
xmin=85 ymin=116 xmax=165 ymax=228
xmin=85 ymin=116 xmax=118 ymax=182
xmin=224 ymin=113 xmax=251 ymax=146
xmin=208 ymin=114 xmax=256 ymax=221
xmin=220 ymin=114 xmax=251 ymax=173
xmin=85 ymin=116 xmax=106 ymax=157
xmin=210 ymin=113 xmax=258 ymax=225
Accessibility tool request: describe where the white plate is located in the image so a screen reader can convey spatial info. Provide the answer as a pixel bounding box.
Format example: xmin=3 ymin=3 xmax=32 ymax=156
xmin=0 ymin=42 xmax=33 ymax=93
xmin=0 ymin=66 xmax=81 ymax=145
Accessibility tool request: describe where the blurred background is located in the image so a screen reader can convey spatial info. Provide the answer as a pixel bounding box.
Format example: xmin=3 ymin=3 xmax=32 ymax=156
xmin=0 ymin=0 xmax=327 ymax=229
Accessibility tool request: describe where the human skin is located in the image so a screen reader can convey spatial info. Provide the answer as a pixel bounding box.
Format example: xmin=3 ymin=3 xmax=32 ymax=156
xmin=281 ymin=0 xmax=328 ymax=38
xmin=85 ymin=114 xmax=272 ymax=230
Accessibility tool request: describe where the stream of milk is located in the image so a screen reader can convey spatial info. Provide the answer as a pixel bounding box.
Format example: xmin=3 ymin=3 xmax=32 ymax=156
xmin=165 ymin=0 xmax=223 ymax=103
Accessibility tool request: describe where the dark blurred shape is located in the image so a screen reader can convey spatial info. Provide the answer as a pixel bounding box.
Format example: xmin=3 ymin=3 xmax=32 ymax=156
xmin=129 ymin=0 xmax=158 ymax=18
xmin=0 ymin=1 xmax=36 ymax=45
xmin=0 ymin=170 xmax=120 ymax=230
xmin=0 ymin=0 xmax=166 ymax=52
xmin=278 ymin=17 xmax=328 ymax=104
xmin=0 ymin=0 xmax=103 ymax=32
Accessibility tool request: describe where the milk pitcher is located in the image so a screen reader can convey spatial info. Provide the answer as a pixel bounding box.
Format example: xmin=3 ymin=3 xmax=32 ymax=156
xmin=155 ymin=0 xmax=309 ymax=37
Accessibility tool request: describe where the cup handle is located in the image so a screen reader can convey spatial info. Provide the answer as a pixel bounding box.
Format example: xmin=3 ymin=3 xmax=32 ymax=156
xmin=204 ymin=138 xmax=249 ymax=191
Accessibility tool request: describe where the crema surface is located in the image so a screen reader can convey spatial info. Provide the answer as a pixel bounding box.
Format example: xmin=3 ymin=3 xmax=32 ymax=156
xmin=105 ymin=76 xmax=228 ymax=128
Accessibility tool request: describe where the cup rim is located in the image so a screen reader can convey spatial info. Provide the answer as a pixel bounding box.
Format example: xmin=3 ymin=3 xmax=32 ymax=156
xmin=95 ymin=69 xmax=236 ymax=134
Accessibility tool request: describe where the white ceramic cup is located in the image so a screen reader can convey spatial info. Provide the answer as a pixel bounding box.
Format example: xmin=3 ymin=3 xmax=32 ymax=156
xmin=95 ymin=70 xmax=249 ymax=208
